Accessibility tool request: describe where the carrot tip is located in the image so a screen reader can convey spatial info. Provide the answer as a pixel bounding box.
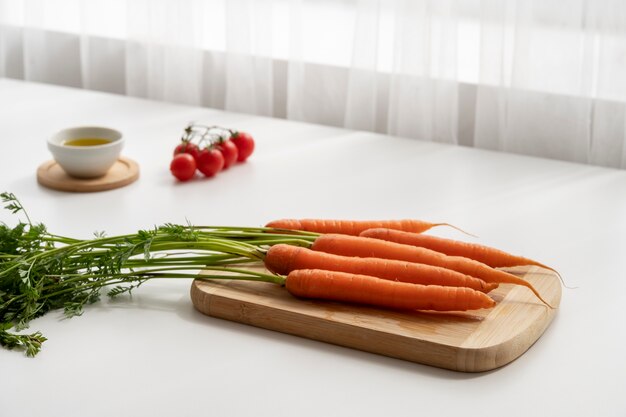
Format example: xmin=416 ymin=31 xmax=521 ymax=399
xmin=531 ymin=288 xmax=554 ymax=309
xmin=434 ymin=223 xmax=478 ymax=238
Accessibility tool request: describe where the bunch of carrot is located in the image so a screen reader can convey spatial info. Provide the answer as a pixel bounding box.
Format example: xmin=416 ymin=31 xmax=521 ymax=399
xmin=1 ymin=190 xmax=559 ymax=356
xmin=261 ymin=218 xmax=557 ymax=311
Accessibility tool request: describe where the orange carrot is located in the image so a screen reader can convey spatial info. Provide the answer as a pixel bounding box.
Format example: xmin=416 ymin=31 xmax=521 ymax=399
xmin=361 ymin=228 xmax=560 ymax=276
xmin=285 ymin=269 xmax=495 ymax=311
xmin=265 ymin=244 xmax=498 ymax=292
xmin=311 ymin=234 xmax=552 ymax=307
xmin=265 ymin=218 xmax=471 ymax=236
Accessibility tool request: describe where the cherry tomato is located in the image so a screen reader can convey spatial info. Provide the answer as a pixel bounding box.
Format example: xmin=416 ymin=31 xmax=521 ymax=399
xmin=231 ymin=132 xmax=255 ymax=162
xmin=197 ymin=148 xmax=225 ymax=177
xmin=170 ymin=153 xmax=197 ymax=181
xmin=216 ymin=139 xmax=238 ymax=169
xmin=173 ymin=141 xmax=200 ymax=162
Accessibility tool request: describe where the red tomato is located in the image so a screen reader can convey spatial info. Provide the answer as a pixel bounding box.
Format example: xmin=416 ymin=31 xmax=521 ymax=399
xmin=170 ymin=153 xmax=197 ymax=181
xmin=216 ymin=139 xmax=238 ymax=169
xmin=197 ymin=148 xmax=225 ymax=177
xmin=231 ymin=132 xmax=255 ymax=162
xmin=173 ymin=141 xmax=200 ymax=162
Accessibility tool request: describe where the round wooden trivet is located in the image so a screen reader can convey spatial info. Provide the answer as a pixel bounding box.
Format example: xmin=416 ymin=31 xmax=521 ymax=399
xmin=36 ymin=157 xmax=140 ymax=193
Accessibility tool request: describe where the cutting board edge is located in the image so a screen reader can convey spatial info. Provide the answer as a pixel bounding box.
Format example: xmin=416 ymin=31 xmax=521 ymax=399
xmin=189 ymin=279 xmax=547 ymax=372
xmin=455 ymin=306 xmax=559 ymax=372
xmin=455 ymin=274 xmax=561 ymax=371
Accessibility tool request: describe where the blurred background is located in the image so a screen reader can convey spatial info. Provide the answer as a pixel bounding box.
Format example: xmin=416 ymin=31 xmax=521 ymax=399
xmin=2 ymin=0 xmax=625 ymax=168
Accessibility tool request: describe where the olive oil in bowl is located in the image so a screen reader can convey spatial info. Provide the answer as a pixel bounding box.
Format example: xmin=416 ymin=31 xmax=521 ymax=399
xmin=63 ymin=138 xmax=112 ymax=147
xmin=48 ymin=126 xmax=124 ymax=178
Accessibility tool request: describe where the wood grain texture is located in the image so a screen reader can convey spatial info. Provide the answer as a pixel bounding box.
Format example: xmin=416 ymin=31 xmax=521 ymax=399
xmin=36 ymin=157 xmax=139 ymax=192
xmin=191 ymin=266 xmax=561 ymax=372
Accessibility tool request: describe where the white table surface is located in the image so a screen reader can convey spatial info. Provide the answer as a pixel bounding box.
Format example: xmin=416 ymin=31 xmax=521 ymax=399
xmin=1 ymin=78 xmax=625 ymax=417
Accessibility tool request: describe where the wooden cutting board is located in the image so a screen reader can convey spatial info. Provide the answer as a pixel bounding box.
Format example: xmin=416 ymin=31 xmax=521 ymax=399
xmin=191 ymin=266 xmax=561 ymax=372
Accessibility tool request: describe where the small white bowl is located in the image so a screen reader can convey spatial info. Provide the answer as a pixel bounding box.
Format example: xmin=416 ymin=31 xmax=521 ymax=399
xmin=48 ymin=126 xmax=124 ymax=178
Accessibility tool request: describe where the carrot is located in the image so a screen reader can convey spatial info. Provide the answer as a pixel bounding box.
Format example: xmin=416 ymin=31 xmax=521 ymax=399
xmin=311 ymin=234 xmax=552 ymax=307
xmin=360 ymin=228 xmax=561 ymax=277
xmin=265 ymin=218 xmax=472 ymax=236
xmin=265 ymin=244 xmax=498 ymax=292
xmin=285 ymin=269 xmax=495 ymax=311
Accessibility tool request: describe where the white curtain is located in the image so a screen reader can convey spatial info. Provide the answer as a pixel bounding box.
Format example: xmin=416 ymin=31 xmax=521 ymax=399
xmin=2 ymin=0 xmax=626 ymax=168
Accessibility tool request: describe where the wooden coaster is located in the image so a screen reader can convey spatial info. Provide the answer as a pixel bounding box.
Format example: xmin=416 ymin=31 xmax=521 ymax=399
xmin=37 ymin=157 xmax=139 ymax=193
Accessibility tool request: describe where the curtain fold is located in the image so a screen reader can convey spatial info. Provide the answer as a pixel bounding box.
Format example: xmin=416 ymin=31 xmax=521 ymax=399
xmin=2 ymin=0 xmax=626 ymax=168
xmin=125 ymin=0 xmax=204 ymax=105
xmin=343 ymin=0 xmax=379 ymax=132
xmin=386 ymin=0 xmax=459 ymax=144
xmin=224 ymin=0 xmax=274 ymax=116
